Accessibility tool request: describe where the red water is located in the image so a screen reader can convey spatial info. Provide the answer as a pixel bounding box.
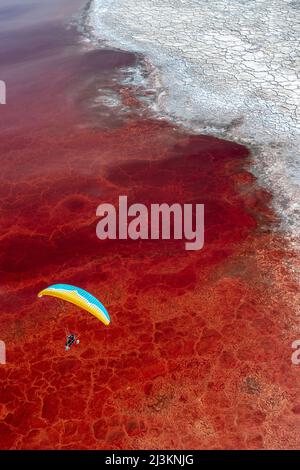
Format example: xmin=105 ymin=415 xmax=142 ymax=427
xmin=0 ymin=0 xmax=300 ymax=450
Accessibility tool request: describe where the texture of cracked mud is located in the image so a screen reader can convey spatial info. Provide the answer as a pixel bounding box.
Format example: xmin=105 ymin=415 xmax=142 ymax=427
xmin=1 ymin=0 xmax=300 ymax=450
xmin=88 ymin=0 xmax=300 ymax=235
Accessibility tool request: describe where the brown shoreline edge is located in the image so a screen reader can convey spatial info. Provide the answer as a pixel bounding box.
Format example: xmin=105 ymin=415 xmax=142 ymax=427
xmin=0 ymin=5 xmax=300 ymax=450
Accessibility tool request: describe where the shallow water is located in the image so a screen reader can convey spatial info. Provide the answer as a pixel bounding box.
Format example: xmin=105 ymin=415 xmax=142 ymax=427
xmin=0 ymin=0 xmax=300 ymax=450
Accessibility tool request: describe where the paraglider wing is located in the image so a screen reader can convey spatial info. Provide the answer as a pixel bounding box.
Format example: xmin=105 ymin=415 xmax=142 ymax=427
xmin=38 ymin=284 xmax=110 ymax=326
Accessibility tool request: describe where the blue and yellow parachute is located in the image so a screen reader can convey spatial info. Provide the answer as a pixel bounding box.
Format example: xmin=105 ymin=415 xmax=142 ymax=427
xmin=38 ymin=284 xmax=110 ymax=326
